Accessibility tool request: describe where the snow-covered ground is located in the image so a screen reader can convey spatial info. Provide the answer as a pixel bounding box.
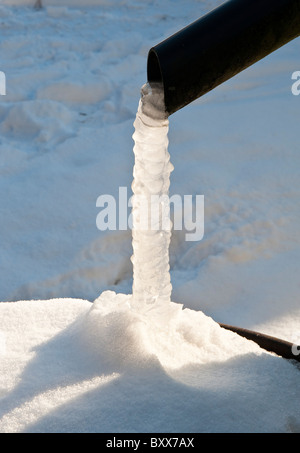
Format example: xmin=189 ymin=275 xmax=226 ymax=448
xmin=0 ymin=0 xmax=300 ymax=433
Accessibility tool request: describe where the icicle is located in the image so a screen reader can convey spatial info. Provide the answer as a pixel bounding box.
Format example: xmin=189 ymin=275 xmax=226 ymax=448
xmin=131 ymin=83 xmax=174 ymax=316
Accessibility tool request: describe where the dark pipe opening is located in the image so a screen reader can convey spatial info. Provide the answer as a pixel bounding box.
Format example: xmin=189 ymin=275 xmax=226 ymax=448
xmin=147 ymin=49 xmax=162 ymax=85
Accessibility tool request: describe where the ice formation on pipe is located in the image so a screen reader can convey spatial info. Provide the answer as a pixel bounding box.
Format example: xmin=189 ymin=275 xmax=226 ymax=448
xmin=131 ymin=83 xmax=174 ymax=316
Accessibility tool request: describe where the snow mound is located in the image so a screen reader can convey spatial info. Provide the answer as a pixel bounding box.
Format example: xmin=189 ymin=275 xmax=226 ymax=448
xmin=77 ymin=290 xmax=263 ymax=372
xmin=1 ymin=294 xmax=300 ymax=433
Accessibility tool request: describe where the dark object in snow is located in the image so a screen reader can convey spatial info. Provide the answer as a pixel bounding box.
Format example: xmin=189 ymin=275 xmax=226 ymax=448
xmin=34 ymin=0 xmax=42 ymax=10
xmin=219 ymin=323 xmax=300 ymax=363
xmin=147 ymin=0 xmax=300 ymax=115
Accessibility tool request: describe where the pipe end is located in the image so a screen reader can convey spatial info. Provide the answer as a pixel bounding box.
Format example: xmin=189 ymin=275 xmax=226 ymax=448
xmin=147 ymin=48 xmax=163 ymax=86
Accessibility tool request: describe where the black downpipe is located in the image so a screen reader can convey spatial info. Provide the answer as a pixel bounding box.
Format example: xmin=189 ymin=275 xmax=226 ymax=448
xmin=219 ymin=323 xmax=300 ymax=363
xmin=147 ymin=0 xmax=300 ymax=115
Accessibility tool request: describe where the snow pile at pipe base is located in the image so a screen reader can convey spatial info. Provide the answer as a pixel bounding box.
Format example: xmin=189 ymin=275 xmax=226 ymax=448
xmin=1 ymin=294 xmax=300 ymax=433
xmin=78 ymin=290 xmax=264 ymax=372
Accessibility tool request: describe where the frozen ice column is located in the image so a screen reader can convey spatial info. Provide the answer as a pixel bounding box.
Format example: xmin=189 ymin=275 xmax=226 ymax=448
xmin=131 ymin=83 xmax=173 ymax=313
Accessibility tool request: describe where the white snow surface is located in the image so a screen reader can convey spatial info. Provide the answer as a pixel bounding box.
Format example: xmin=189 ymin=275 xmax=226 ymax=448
xmin=0 ymin=0 xmax=300 ymax=433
